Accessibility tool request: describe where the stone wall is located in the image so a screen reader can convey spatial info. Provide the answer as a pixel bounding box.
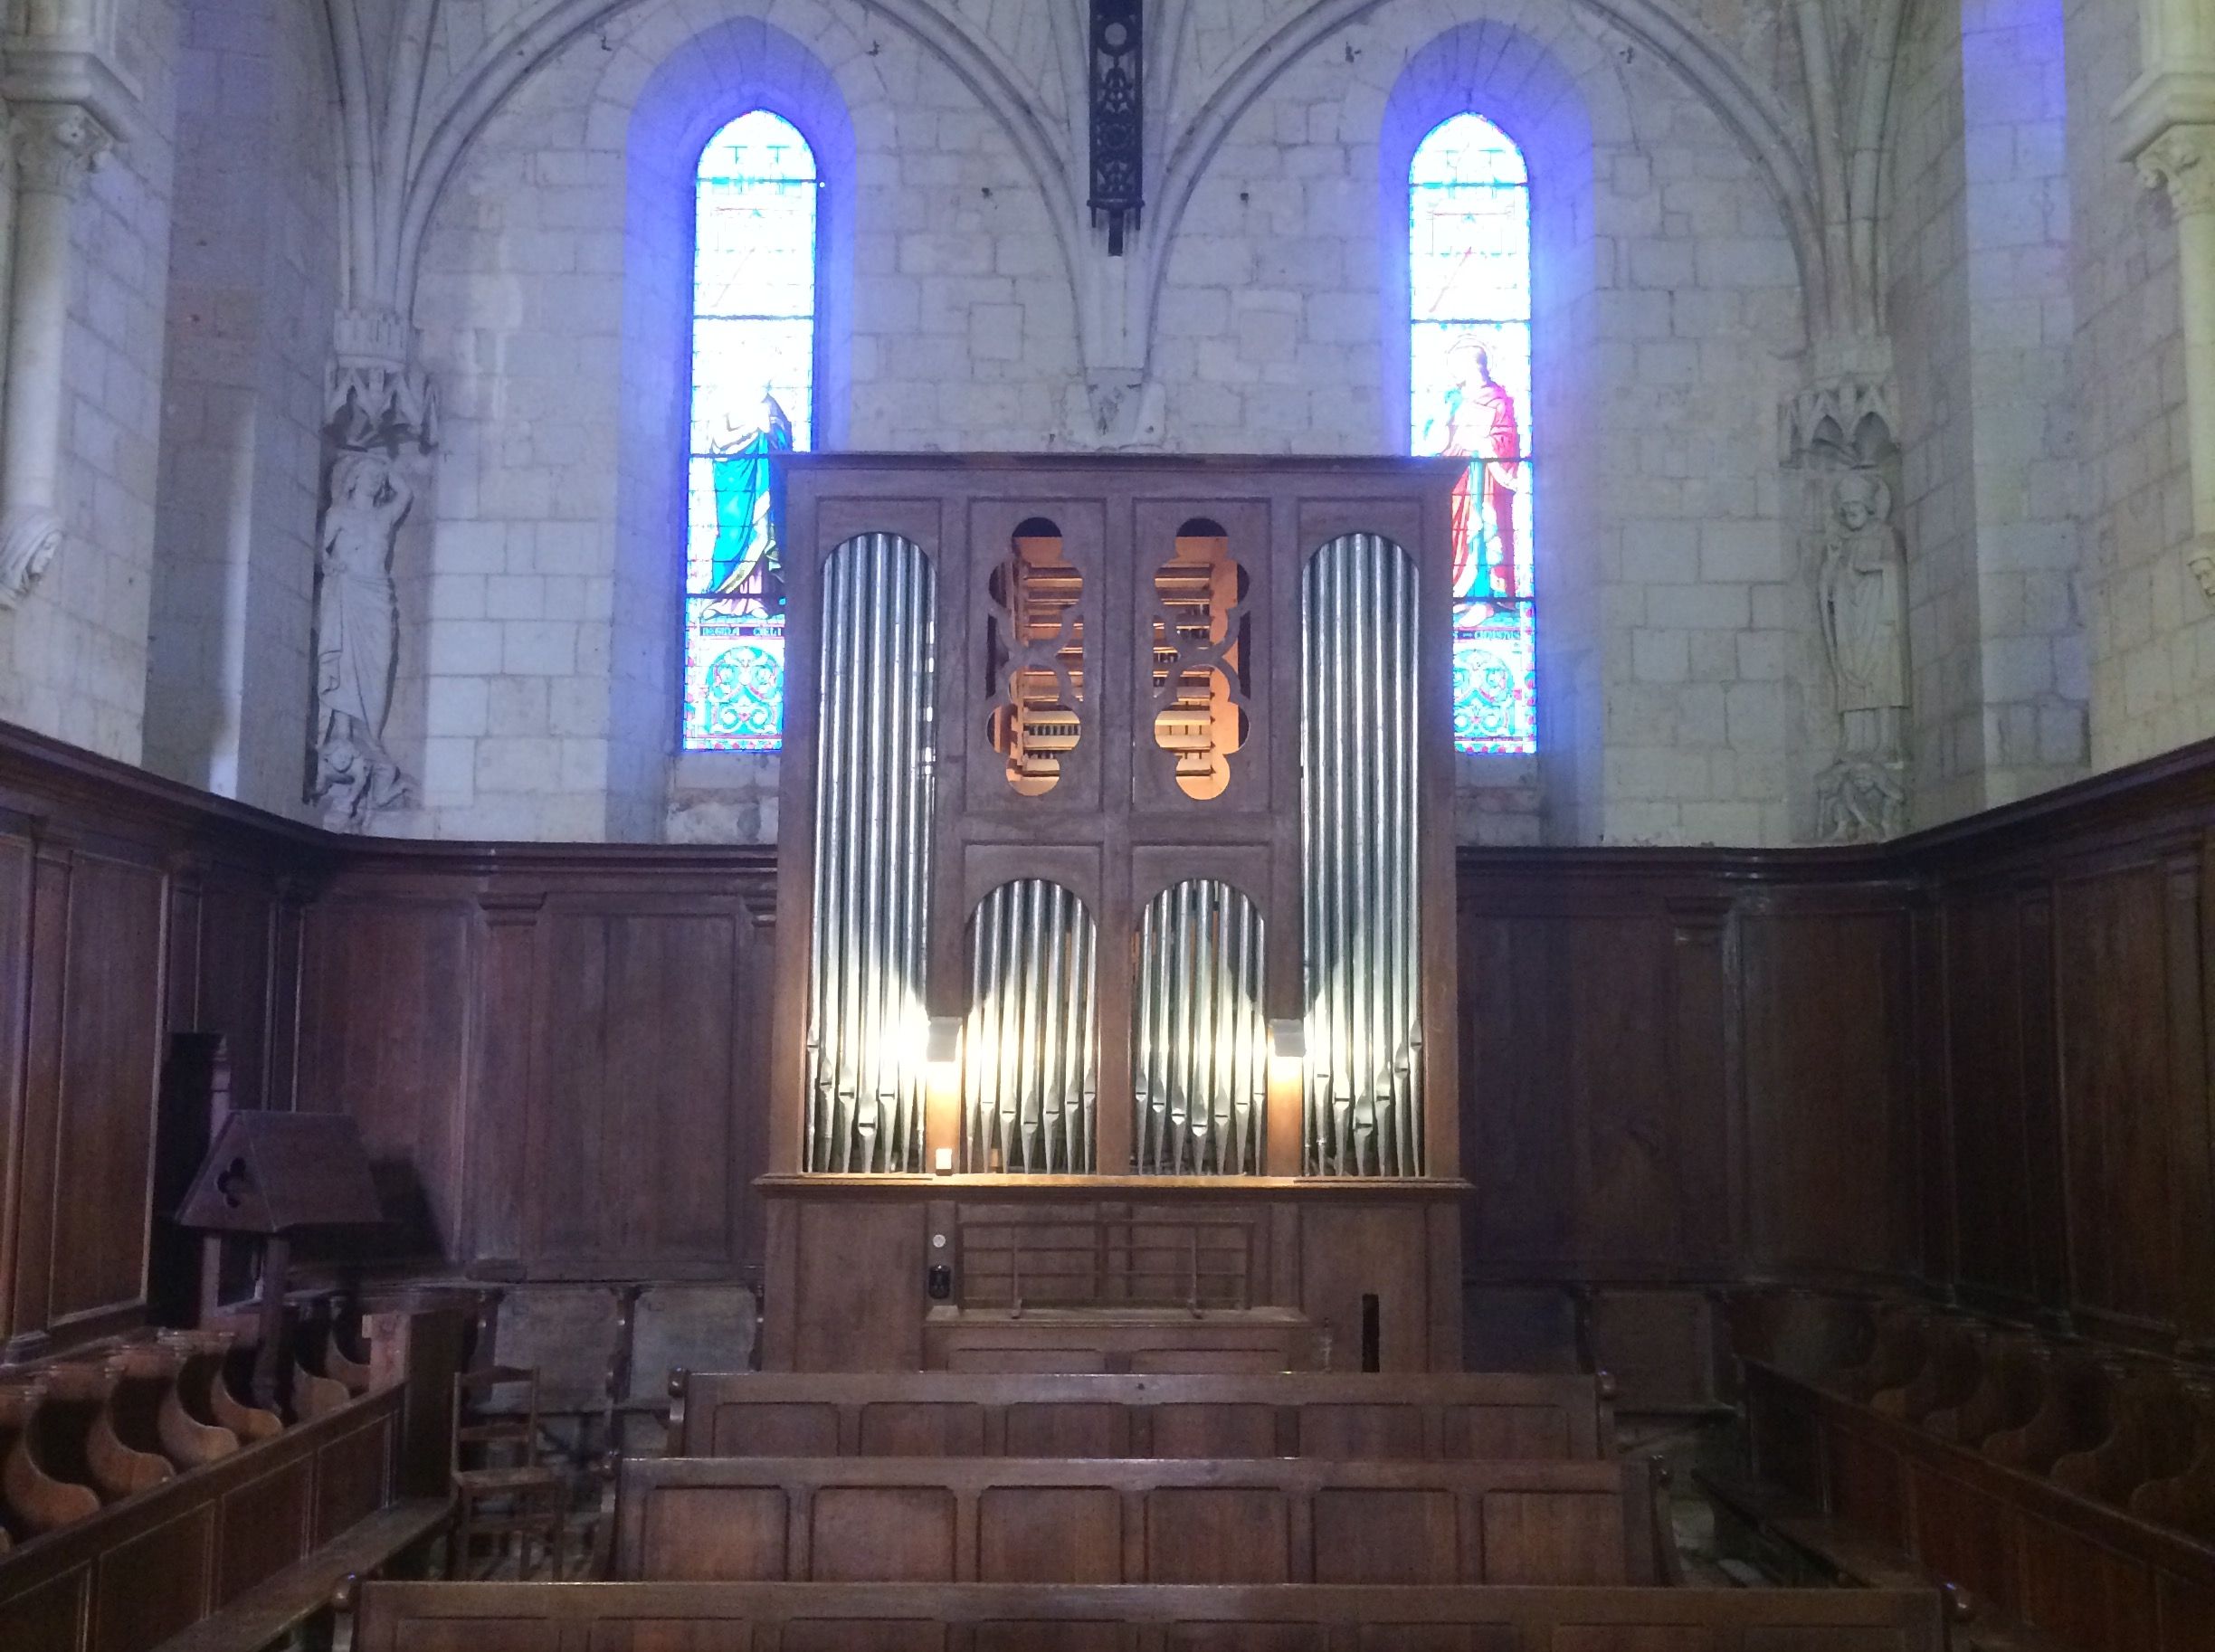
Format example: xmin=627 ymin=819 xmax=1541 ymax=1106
xmin=394 ymin=0 xmax=1809 ymax=846
xmin=2068 ymin=0 xmax=2206 ymax=767
xmin=1888 ymin=0 xmax=1981 ymax=823
xmin=0 ymin=1 xmax=179 ymax=763
xmin=141 ymin=0 xmax=338 ymax=818
xmin=1887 ymin=0 xmax=2087 ymax=829
xmin=0 ymin=0 xmax=2201 ymax=854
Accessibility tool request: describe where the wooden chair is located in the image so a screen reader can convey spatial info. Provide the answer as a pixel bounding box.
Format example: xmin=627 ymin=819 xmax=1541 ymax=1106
xmin=448 ymin=1364 xmax=566 ymax=1580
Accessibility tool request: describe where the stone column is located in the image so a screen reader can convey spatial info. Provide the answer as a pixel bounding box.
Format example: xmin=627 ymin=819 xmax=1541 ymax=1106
xmin=0 ymin=101 xmax=108 ymax=607
xmin=2120 ymin=0 xmax=2215 ymax=600
xmin=2136 ymin=127 xmax=2215 ymax=600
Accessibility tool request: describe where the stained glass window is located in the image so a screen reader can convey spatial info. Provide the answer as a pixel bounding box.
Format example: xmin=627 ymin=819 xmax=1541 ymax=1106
xmin=1411 ymin=113 xmax=1535 ymax=754
xmin=682 ymin=110 xmax=817 ymax=752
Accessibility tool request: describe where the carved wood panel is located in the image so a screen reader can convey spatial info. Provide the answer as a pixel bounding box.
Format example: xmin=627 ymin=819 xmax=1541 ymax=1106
xmin=296 ymin=899 xmax=473 ymax=1261
xmin=1739 ymin=902 xmax=1916 ymax=1277
xmin=2055 ymin=864 xmax=2190 ymax=1339
xmin=529 ymin=907 xmax=746 ymax=1271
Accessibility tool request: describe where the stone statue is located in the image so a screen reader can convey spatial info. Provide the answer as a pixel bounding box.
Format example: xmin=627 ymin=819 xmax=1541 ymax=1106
xmin=1817 ymin=469 xmax=1908 ymax=737
xmin=312 ymin=451 xmax=413 ymax=829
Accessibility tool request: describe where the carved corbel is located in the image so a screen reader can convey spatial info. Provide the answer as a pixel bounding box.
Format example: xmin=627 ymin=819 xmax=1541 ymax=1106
xmin=1782 ymin=368 xmax=1898 ymax=470
xmin=2138 ymin=121 xmax=2215 ymax=214
xmin=1063 ymin=371 xmax=1166 ymax=451
xmin=327 ymin=307 xmax=440 ymax=456
xmin=0 ymin=100 xmax=110 ymax=610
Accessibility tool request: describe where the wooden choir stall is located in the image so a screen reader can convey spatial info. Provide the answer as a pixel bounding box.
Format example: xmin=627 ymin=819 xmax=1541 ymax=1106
xmin=756 ymin=454 xmax=1469 ymax=1374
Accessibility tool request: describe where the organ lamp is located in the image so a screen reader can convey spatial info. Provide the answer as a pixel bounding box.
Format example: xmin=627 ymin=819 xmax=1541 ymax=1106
xmin=761 ymin=456 xmax=1468 ymax=1372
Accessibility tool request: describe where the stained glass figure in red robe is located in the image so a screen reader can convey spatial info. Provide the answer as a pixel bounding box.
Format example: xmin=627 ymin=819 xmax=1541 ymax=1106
xmin=1442 ymin=341 xmax=1526 ymax=606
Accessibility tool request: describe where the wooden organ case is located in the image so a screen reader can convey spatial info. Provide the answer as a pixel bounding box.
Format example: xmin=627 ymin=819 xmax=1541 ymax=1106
xmin=762 ymin=455 xmax=1468 ymax=1372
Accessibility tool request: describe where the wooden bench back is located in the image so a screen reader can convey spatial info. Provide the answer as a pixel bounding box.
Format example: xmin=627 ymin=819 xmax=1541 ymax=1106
xmin=617 ymin=1454 xmax=1658 ymax=1587
xmin=354 ymin=1580 xmax=1945 ymax=1652
xmin=670 ymin=1370 xmax=1612 ymax=1460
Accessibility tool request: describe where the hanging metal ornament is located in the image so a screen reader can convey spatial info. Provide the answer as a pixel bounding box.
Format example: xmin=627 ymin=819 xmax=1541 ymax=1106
xmin=1088 ymin=0 xmax=1144 ymax=254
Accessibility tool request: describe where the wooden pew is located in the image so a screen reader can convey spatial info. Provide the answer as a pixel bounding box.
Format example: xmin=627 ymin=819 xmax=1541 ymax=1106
xmin=669 ymin=1369 xmax=1614 ymax=1460
xmin=1740 ymin=1353 xmax=2215 ymax=1652
xmin=0 ymin=1302 xmax=470 ymax=1652
xmin=351 ymin=1579 xmax=1945 ymax=1652
xmin=0 ymin=1381 xmax=436 ymax=1652
xmin=616 ymin=1453 xmax=1662 ymax=1586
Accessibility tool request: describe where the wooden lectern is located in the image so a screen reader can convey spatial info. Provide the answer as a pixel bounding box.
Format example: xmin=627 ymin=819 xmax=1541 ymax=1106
xmin=174 ymin=1111 xmax=385 ymax=1406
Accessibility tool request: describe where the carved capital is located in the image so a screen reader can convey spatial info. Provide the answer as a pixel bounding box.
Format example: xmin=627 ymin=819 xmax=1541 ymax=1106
xmin=2187 ymin=533 xmax=2215 ymax=608
xmin=2138 ymin=122 xmax=2215 ymax=215
xmin=8 ymin=100 xmax=109 ymax=195
xmin=0 ymin=502 xmax=62 ymax=608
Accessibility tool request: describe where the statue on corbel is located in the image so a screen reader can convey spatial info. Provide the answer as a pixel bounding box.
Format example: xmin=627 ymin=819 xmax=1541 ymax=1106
xmin=1815 ymin=468 xmax=1909 ymax=843
xmin=309 ymin=308 xmax=438 ymax=831
xmin=1789 ymin=366 xmax=1910 ymax=844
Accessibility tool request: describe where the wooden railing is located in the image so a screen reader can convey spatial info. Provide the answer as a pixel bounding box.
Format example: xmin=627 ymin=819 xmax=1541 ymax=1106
xmin=956 ymin=1211 xmax=1255 ymax=1313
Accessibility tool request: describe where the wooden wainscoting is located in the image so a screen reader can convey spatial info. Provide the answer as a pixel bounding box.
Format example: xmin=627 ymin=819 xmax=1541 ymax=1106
xmin=1 ymin=717 xmax=2214 ymax=1393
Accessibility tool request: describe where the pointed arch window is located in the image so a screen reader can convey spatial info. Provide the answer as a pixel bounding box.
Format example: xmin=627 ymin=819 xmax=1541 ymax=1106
xmin=682 ymin=109 xmax=818 ymax=752
xmin=1411 ymin=112 xmax=1535 ymax=754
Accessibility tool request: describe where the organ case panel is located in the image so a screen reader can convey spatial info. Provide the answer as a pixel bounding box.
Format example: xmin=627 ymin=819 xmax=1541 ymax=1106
xmin=771 ymin=456 xmax=1462 ymax=1186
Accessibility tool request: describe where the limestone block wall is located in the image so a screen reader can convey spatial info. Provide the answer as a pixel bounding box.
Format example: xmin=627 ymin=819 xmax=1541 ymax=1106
xmin=141 ymin=0 xmax=339 ymax=819
xmin=1955 ymin=0 xmax=2085 ymax=809
xmin=1889 ymin=0 xmax=1982 ymax=822
xmin=2068 ymin=0 xmax=2206 ymax=766
xmin=392 ymin=1 xmax=1084 ymax=840
xmin=393 ymin=0 xmax=1810 ymax=847
xmin=0 ymin=1 xmax=180 ymax=763
xmin=1888 ymin=0 xmax=2087 ymax=829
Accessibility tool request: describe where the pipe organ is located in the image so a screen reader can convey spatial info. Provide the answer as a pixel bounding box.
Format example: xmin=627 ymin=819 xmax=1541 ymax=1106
xmin=764 ymin=456 xmax=1469 ymax=1372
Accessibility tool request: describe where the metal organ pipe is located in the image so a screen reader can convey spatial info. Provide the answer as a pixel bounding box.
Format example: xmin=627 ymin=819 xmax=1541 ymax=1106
xmin=963 ymin=880 xmax=1098 ymax=1173
xmin=1301 ymin=534 xmax=1423 ymax=1177
xmin=804 ymin=534 xmax=936 ymax=1173
xmin=1131 ymin=880 xmax=1268 ymax=1176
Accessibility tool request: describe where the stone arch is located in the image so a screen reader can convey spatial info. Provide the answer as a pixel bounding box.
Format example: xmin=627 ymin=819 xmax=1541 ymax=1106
xmin=618 ymin=15 xmax=860 ymax=448
xmin=395 ymin=0 xmax=1077 ymax=331
xmin=1377 ymin=18 xmax=1601 ymax=457
xmin=1146 ymin=0 xmax=1821 ymax=345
